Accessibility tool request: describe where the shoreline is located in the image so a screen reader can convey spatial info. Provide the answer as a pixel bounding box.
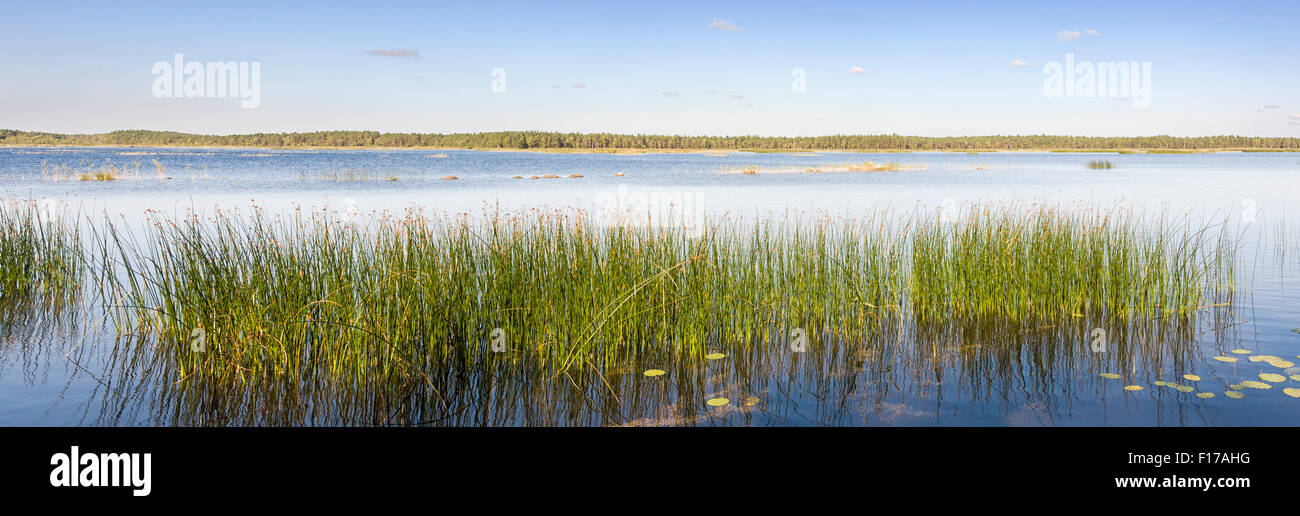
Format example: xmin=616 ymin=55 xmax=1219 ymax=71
xmin=3 ymin=144 xmax=1298 ymax=154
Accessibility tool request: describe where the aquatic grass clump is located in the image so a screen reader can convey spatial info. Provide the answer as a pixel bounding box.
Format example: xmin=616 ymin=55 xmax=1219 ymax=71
xmin=843 ymin=161 xmax=902 ymax=172
xmin=103 ymin=207 xmax=913 ymax=385
xmin=909 ymin=207 xmax=1228 ymax=324
xmin=41 ymin=159 xmax=144 ymax=181
xmin=99 ymin=203 xmax=1236 ymax=396
xmin=0 ymin=201 xmax=83 ymax=307
xmin=1087 ymin=160 xmax=1114 ymax=169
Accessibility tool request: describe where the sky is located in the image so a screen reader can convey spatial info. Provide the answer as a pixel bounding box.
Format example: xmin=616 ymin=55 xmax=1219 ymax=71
xmin=1 ymin=0 xmax=1297 ymax=137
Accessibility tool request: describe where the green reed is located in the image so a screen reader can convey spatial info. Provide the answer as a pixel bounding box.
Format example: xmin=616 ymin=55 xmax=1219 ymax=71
xmin=909 ymin=206 xmax=1229 ymax=324
xmin=93 ymin=203 xmax=1235 ymax=390
xmin=0 ymin=201 xmax=83 ymax=307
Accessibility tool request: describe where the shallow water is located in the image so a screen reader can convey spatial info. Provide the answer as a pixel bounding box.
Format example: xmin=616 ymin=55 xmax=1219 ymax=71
xmin=2 ymin=147 xmax=1300 ymax=426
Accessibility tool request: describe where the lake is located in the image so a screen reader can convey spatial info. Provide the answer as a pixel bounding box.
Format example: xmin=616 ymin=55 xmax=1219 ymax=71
xmin=2 ymin=147 xmax=1299 ymax=426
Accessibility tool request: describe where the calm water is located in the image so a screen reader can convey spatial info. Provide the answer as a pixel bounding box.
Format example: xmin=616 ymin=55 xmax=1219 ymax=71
xmin=3 ymin=147 xmax=1300 ymax=426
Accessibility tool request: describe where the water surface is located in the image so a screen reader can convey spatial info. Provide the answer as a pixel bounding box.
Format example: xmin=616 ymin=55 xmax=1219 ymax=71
xmin=2 ymin=147 xmax=1299 ymax=426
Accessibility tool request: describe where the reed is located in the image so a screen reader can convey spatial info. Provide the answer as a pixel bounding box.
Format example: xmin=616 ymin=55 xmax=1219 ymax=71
xmin=0 ymin=201 xmax=83 ymax=306
xmin=1087 ymin=160 xmax=1114 ymax=169
xmin=88 ymin=203 xmax=1236 ymax=394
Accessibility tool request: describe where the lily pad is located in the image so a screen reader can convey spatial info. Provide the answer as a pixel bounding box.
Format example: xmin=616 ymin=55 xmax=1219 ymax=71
xmin=1292 ymin=375 xmax=1300 ymax=382
xmin=1213 ymin=356 xmax=1238 ymax=363
xmin=1231 ymin=349 xmax=1252 ymax=354
xmin=1265 ymin=358 xmax=1295 ymax=369
xmin=1229 ymin=383 xmax=1246 ymax=390
xmin=706 ymin=397 xmax=730 ymax=407
xmin=1183 ymin=374 xmax=1201 ymax=382
xmin=1241 ymin=380 xmax=1272 ymax=389
xmin=643 ymin=369 xmax=666 ymax=377
xmin=1099 ymin=373 xmax=1121 ymax=379
xmin=1284 ymin=388 xmax=1300 ymax=398
xmin=1174 ymin=385 xmax=1195 ymax=393
xmin=704 ymin=352 xmax=725 ymax=360
xmin=1259 ymin=373 xmax=1287 ymax=383
xmin=1124 ymin=385 xmax=1143 ymax=391
xmin=744 ymin=396 xmax=760 ymax=406
xmin=1154 ymin=380 xmax=1167 ymax=386
xmin=1196 ymin=392 xmax=1215 ymax=399
xmin=1225 ymin=390 xmax=1245 ymax=399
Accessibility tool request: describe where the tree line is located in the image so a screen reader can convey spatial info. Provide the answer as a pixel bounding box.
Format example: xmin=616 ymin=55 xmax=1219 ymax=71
xmin=2 ymin=129 xmax=1297 ymax=150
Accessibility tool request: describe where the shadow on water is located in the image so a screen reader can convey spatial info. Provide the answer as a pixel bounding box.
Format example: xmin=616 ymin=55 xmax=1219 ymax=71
xmin=78 ymin=310 xmax=1229 ymax=426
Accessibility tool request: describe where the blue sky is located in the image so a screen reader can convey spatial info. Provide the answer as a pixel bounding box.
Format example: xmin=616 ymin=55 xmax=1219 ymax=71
xmin=1 ymin=0 xmax=1297 ymax=137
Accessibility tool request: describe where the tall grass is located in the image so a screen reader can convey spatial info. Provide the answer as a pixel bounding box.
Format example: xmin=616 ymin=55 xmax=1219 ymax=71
xmin=0 ymin=201 xmax=83 ymax=307
xmin=910 ymin=207 xmax=1232 ymax=323
xmin=86 ymin=203 xmax=1237 ymax=395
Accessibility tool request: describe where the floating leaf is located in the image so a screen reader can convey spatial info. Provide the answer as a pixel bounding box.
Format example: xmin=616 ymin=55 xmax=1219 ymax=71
xmin=1284 ymin=388 xmax=1300 ymax=398
xmin=1213 ymin=356 xmax=1238 ymax=363
xmin=1229 ymin=383 xmax=1246 ymax=390
xmin=1174 ymin=385 xmax=1195 ymax=393
xmin=1099 ymin=373 xmax=1121 ymax=379
xmin=1183 ymin=374 xmax=1201 ymax=382
xmin=1247 ymin=355 xmax=1270 ymax=362
xmin=1196 ymin=392 xmax=1215 ymax=399
xmin=1240 ymin=380 xmax=1272 ymax=389
xmin=704 ymin=352 xmax=725 ymax=360
xmin=706 ymin=397 xmax=730 ymax=407
xmin=1153 ymin=380 xmax=1167 ymax=387
xmin=1292 ymin=375 xmax=1300 ymax=382
xmin=1230 ymin=349 xmax=1252 ymax=354
xmin=1265 ymin=358 xmax=1295 ymax=369
xmin=744 ymin=396 xmax=760 ymax=406
xmin=643 ymin=369 xmax=666 ymax=377
xmin=1259 ymin=373 xmax=1287 ymax=383
xmin=1124 ymin=385 xmax=1143 ymax=391
xmin=1225 ymin=390 xmax=1245 ymax=399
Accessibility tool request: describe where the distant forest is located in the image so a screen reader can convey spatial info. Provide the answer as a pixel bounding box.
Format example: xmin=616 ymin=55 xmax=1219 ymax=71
xmin=3 ymin=129 xmax=1298 ymax=150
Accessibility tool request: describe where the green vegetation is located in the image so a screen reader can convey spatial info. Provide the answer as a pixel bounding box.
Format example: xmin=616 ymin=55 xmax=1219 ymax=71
xmin=4 ymin=129 xmax=1299 ymax=151
xmin=84 ymin=204 xmax=1236 ymax=395
xmin=0 ymin=202 xmax=82 ymax=306
xmin=1088 ymin=160 xmax=1114 ymax=169
xmin=41 ymin=160 xmax=142 ymax=181
xmin=910 ymin=207 xmax=1231 ymax=323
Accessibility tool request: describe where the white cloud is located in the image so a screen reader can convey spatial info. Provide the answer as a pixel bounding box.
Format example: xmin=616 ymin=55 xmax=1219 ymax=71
xmin=661 ymin=90 xmax=680 ymax=96
xmin=1010 ymin=59 xmax=1030 ymax=68
xmin=728 ymin=93 xmax=744 ymax=99
xmin=708 ymin=18 xmax=742 ymax=32
xmin=1057 ymin=29 xmax=1101 ymax=43
xmin=1056 ymin=30 xmax=1082 ymax=43
xmin=1290 ymin=113 xmax=1300 ymax=119
xmin=847 ymin=66 xmax=867 ymax=75
xmin=367 ymin=48 xmax=420 ymax=57
xmin=571 ymin=82 xmax=587 ymax=88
